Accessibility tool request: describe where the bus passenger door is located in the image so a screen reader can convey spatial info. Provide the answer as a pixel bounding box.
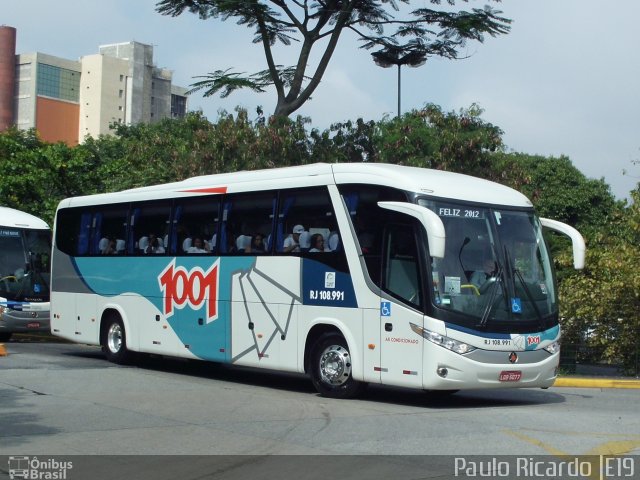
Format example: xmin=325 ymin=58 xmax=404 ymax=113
xmin=379 ymin=224 xmax=424 ymax=388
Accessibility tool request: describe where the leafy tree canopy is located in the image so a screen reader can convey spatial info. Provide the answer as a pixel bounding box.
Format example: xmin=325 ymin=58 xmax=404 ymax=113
xmin=156 ymin=0 xmax=511 ymax=116
xmin=558 ymin=187 xmax=640 ymax=373
xmin=492 ymin=152 xmax=620 ymax=235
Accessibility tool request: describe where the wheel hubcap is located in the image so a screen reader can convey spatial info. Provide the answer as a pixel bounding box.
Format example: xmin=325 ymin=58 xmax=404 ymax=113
xmin=319 ymin=344 xmax=351 ymax=386
xmin=107 ymin=323 xmax=122 ymax=353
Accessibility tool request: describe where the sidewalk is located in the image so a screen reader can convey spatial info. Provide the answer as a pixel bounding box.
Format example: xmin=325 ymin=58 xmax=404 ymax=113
xmin=553 ymin=376 xmax=640 ymax=389
xmin=554 ymin=363 xmax=640 ymax=389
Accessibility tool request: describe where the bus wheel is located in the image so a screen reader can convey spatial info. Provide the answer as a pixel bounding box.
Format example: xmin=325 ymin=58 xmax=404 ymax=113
xmin=310 ymin=333 xmax=364 ymax=399
xmin=102 ymin=315 xmax=131 ymax=365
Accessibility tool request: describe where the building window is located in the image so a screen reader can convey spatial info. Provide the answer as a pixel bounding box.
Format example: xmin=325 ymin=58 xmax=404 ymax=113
xmin=37 ymin=63 xmax=80 ymax=102
xmin=171 ymin=94 xmax=187 ymax=118
xmin=119 ymin=74 xmax=124 ymax=82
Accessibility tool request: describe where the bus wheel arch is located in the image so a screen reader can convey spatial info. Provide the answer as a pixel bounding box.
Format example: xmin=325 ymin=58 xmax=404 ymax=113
xmin=100 ymin=309 xmax=132 ymax=365
xmin=305 ymin=325 xmax=365 ymax=399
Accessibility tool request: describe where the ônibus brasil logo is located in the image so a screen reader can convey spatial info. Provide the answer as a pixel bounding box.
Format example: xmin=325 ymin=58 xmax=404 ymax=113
xmin=158 ymin=259 xmax=220 ymax=323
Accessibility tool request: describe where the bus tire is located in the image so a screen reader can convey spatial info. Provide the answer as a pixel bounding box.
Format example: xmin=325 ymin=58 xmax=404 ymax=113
xmin=310 ymin=333 xmax=365 ymax=399
xmin=101 ymin=314 xmax=132 ymax=365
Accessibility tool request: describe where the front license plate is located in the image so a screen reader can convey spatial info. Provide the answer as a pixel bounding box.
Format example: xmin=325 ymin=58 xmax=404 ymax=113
xmin=27 ymin=322 xmax=40 ymax=329
xmin=499 ymin=370 xmax=522 ymax=382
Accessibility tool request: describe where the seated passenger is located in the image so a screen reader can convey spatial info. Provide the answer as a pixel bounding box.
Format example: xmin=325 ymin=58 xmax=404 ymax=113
xmin=187 ymin=237 xmax=208 ymax=254
xmin=235 ymin=235 xmax=252 ymax=253
xmin=250 ymin=233 xmax=266 ymax=253
xmin=145 ymin=234 xmax=165 ymax=254
xmin=470 ymin=258 xmax=497 ymax=287
xmin=283 ymin=225 xmax=305 ymax=253
xmin=309 ymin=233 xmax=328 ymax=252
xmin=102 ymin=238 xmax=117 ymax=255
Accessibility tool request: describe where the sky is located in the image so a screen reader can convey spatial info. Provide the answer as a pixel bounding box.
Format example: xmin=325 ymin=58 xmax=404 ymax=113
xmin=4 ymin=0 xmax=640 ymax=200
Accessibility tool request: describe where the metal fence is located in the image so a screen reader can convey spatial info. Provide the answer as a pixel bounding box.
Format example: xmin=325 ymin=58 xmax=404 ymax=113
xmin=559 ymin=341 xmax=640 ymax=378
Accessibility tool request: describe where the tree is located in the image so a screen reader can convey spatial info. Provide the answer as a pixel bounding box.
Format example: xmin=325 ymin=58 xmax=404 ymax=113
xmin=558 ymin=187 xmax=640 ymax=374
xmin=0 ymin=128 xmax=103 ymax=224
xmin=491 ymin=153 xmax=619 ymax=237
xmin=156 ymin=0 xmax=511 ymax=117
xmin=94 ymin=110 xmax=315 ymax=191
xmin=310 ymin=103 xmax=503 ymax=173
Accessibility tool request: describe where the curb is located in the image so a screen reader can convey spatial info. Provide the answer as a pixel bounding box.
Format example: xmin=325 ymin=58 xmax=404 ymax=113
xmin=554 ymin=376 xmax=640 ymax=389
xmin=0 ymin=343 xmax=6 ymax=356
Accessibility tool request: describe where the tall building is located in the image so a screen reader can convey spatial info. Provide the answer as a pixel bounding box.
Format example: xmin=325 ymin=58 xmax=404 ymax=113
xmin=0 ymin=26 xmax=17 ymax=132
xmin=14 ymin=51 xmax=81 ymax=145
xmin=0 ymin=27 xmax=188 ymax=145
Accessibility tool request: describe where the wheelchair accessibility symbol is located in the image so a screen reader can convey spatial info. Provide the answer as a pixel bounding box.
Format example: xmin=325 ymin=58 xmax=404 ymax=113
xmin=380 ymin=302 xmax=391 ymax=317
xmin=511 ymin=297 xmax=522 ymax=314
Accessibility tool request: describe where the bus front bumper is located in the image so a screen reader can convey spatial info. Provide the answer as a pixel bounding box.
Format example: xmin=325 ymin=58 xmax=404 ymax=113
xmin=0 ymin=305 xmax=51 ymax=334
xmin=422 ymin=344 xmax=559 ymax=390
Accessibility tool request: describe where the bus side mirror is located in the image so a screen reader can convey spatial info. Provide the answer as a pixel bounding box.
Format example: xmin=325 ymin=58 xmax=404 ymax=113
xmin=540 ymin=218 xmax=586 ymax=270
xmin=378 ymin=201 xmax=446 ymax=259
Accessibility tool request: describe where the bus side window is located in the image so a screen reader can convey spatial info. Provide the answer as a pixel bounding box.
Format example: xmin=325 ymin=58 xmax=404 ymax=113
xmin=172 ymin=197 xmax=221 ymax=255
xmin=221 ymin=191 xmax=276 ymax=255
xmin=382 ymin=223 xmax=422 ymax=309
xmin=130 ymin=202 xmax=171 ymax=256
xmin=55 ymin=208 xmax=81 ymax=256
xmin=277 ymin=187 xmax=338 ymax=254
xmin=338 ymin=184 xmax=407 ymax=286
xmin=92 ymin=205 xmax=129 ymax=255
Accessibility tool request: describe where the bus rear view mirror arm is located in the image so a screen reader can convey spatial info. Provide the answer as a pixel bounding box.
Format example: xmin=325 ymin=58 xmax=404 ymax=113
xmin=377 ymin=201 xmax=446 ymax=259
xmin=540 ymin=218 xmax=586 ymax=270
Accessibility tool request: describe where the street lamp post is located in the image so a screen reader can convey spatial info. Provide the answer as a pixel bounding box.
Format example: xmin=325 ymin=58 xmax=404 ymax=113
xmin=372 ymin=49 xmax=427 ymax=117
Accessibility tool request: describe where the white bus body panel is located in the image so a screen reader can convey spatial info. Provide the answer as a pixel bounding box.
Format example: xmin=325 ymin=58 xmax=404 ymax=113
xmin=50 ymin=163 xmax=564 ymax=393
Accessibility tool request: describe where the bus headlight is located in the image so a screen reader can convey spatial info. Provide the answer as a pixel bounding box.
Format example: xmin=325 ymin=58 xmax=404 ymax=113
xmin=410 ymin=323 xmax=476 ymax=355
xmin=543 ymin=340 xmax=561 ymax=354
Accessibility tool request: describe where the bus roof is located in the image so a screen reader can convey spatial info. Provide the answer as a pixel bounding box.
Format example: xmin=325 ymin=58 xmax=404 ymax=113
xmin=58 ymin=163 xmax=533 ymax=209
xmin=0 ymin=206 xmax=50 ymax=230
xmin=332 ymin=163 xmax=532 ymax=207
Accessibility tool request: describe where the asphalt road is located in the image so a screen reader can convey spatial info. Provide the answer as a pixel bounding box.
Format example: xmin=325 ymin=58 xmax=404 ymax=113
xmin=1 ymin=339 xmax=639 ymax=479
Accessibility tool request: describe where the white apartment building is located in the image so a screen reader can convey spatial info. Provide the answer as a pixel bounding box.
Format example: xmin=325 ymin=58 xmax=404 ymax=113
xmin=1 ymin=28 xmax=188 ymax=145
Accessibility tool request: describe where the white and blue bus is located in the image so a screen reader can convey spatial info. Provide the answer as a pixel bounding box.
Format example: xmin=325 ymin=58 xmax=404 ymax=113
xmin=0 ymin=206 xmax=51 ymax=342
xmin=51 ymin=163 xmax=585 ymax=397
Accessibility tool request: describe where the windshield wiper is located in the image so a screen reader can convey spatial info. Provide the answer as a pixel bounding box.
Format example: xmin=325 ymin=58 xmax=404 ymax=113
xmin=477 ymin=260 xmax=504 ymax=329
xmin=513 ymin=267 xmax=544 ymax=330
xmin=501 ymin=244 xmax=545 ymax=329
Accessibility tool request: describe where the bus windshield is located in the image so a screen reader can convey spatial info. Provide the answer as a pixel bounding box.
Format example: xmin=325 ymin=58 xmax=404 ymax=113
xmin=418 ymin=199 xmax=557 ymax=330
xmin=0 ymin=228 xmax=51 ymax=302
